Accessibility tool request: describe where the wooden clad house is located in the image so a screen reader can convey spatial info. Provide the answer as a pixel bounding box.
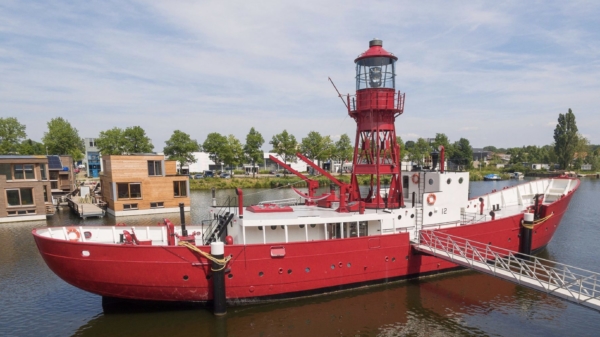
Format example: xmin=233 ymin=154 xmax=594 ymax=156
xmin=99 ymin=155 xmax=190 ymax=216
xmin=47 ymin=155 xmax=76 ymax=199
xmin=0 ymin=155 xmax=54 ymax=223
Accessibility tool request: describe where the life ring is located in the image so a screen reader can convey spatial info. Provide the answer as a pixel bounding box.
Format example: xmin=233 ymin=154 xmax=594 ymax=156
xmin=412 ymin=174 xmax=419 ymax=184
xmin=66 ymin=227 xmax=80 ymax=241
xmin=426 ymin=194 xmax=436 ymax=205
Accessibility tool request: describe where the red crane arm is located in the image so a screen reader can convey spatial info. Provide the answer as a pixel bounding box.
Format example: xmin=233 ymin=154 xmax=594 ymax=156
xmin=295 ymin=153 xmax=345 ymax=188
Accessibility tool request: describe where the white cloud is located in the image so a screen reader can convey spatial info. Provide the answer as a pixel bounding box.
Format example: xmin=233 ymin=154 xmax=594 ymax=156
xmin=1 ymin=0 xmax=599 ymax=150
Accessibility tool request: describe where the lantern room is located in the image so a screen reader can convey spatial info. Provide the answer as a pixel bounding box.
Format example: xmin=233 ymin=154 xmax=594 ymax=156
xmin=355 ymin=39 xmax=397 ymax=91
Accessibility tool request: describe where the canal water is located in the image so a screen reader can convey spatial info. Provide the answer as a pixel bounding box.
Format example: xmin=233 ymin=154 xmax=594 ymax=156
xmin=1 ymin=179 xmax=599 ymax=336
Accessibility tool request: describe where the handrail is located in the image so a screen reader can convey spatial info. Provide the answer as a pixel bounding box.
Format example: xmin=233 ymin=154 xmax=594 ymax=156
xmin=258 ymin=198 xmax=301 ymax=206
xmin=417 ymin=231 xmax=600 ymax=310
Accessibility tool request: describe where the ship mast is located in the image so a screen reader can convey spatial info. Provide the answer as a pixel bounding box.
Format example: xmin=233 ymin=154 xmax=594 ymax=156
xmin=347 ymin=39 xmax=405 ymax=209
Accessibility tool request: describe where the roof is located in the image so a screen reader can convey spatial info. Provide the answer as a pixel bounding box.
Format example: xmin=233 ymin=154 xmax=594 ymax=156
xmin=0 ymin=155 xmax=47 ymax=159
xmin=355 ymin=39 xmax=398 ymax=62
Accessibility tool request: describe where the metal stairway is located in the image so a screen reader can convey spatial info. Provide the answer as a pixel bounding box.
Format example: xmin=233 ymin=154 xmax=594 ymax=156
xmin=415 ymin=230 xmax=600 ymax=311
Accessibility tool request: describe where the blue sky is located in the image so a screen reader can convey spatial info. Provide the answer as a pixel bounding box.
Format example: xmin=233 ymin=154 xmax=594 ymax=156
xmin=1 ymin=1 xmax=599 ymax=151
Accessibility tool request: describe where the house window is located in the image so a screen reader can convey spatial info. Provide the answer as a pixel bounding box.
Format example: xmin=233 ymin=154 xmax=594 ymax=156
xmin=148 ymin=161 xmax=163 ymax=176
xmin=40 ymin=164 xmax=47 ymax=180
xmin=43 ymin=185 xmax=48 ymax=202
xmin=13 ymin=164 xmax=35 ymax=180
xmin=173 ymin=181 xmax=187 ymax=197
xmin=6 ymin=188 xmax=34 ymax=206
xmin=117 ymin=183 xmax=142 ymax=199
xmin=150 ymin=202 xmax=164 ymax=208
xmin=123 ymin=203 xmax=138 ymax=210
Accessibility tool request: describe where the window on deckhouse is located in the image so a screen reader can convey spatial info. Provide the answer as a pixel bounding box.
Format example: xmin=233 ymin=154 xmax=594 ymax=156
xmin=173 ymin=181 xmax=187 ymax=197
xmin=147 ymin=160 xmax=162 ymax=176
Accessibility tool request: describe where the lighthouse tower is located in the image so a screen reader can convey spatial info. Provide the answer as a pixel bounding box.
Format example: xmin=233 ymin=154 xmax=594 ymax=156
xmin=347 ymin=39 xmax=405 ymax=209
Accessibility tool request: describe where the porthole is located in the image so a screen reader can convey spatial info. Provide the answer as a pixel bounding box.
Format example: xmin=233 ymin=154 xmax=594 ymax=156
xmin=258 ymin=271 xmax=264 ymax=277
xmin=310 ymin=224 xmax=316 ymax=228
xmin=398 ymin=215 xmax=402 ymax=220
xmin=287 ymin=269 xmax=292 ymax=274
xmin=331 ymin=264 xmax=335 ymax=270
xmin=305 ymin=267 xmax=310 ymax=273
xmin=459 ymin=177 xmax=464 ymax=184
xmin=258 ymin=226 xmax=263 ymax=230
xmin=410 ymin=214 xmax=414 ymax=218
xmin=392 ymin=257 xmax=396 ymax=262
xmin=347 ymin=262 xmax=351 ymax=268
xmin=228 ymin=274 xmax=233 ymax=279
xmin=183 ymin=275 xmax=189 ymax=281
xmin=271 ymin=225 xmax=276 ymax=230
xmin=428 ymin=211 xmax=433 ymax=217
xmin=299 ymin=224 xmax=305 ymax=229
xmin=428 ymin=178 xmax=434 ymax=185
xmin=447 ymin=178 xmax=452 ymax=184
xmin=281 ymin=225 xmax=285 ymax=229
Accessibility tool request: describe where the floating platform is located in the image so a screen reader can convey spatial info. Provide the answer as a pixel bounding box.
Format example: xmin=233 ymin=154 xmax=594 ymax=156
xmin=67 ymin=196 xmax=105 ymax=218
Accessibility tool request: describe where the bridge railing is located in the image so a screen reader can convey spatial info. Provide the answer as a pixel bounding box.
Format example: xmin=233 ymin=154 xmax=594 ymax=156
xmin=418 ymin=230 xmax=600 ymax=307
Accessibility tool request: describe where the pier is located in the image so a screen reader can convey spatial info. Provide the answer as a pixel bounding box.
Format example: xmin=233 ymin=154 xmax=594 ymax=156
xmin=67 ymin=195 xmax=105 ymax=218
xmin=414 ymin=230 xmax=600 ymax=311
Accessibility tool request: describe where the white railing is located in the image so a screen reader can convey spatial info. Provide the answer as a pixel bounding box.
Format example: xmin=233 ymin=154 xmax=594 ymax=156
xmin=417 ymin=230 xmax=600 ymax=311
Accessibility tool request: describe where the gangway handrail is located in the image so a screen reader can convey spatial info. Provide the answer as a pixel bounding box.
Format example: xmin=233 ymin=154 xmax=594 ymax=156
xmin=258 ymin=198 xmax=301 ymax=206
xmin=416 ymin=230 xmax=600 ymax=311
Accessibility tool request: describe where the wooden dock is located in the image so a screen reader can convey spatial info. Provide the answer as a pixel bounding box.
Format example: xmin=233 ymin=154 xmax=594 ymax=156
xmin=67 ymin=196 xmax=105 ymax=218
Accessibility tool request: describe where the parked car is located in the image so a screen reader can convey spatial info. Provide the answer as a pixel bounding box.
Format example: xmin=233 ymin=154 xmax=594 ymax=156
xmin=203 ymin=170 xmax=214 ymax=178
xmin=193 ymin=174 xmax=203 ymax=179
xmin=220 ymin=173 xmax=231 ymax=179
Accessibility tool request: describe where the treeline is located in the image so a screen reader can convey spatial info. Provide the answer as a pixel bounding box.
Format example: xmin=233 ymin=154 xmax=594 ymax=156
xmin=2 ymin=109 xmax=595 ymax=172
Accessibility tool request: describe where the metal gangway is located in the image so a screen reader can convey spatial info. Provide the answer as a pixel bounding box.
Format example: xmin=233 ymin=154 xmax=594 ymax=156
xmin=415 ymin=230 xmax=600 ymax=311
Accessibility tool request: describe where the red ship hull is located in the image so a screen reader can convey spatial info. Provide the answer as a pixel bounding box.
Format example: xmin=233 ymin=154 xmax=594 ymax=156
xmin=32 ymin=182 xmax=577 ymax=304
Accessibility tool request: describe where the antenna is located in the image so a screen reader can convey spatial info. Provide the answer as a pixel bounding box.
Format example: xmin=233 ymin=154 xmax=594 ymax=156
xmin=328 ymin=77 xmax=348 ymax=109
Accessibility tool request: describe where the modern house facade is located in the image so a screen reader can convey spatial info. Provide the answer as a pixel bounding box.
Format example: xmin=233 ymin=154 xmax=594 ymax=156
xmin=99 ymin=154 xmax=190 ymax=216
xmin=83 ymin=138 xmax=101 ymax=178
xmin=0 ymin=155 xmax=53 ymax=223
xmin=47 ymin=155 xmax=76 ymax=199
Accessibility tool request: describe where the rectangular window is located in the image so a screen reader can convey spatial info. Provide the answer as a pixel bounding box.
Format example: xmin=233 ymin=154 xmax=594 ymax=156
xmin=0 ymin=163 xmax=10 ymax=178
xmin=117 ymin=183 xmax=142 ymax=199
xmin=6 ymin=188 xmax=34 ymax=206
xmin=148 ymin=161 xmax=163 ymax=176
xmin=40 ymin=164 xmax=47 ymax=180
xmin=173 ymin=181 xmax=187 ymax=197
xmin=150 ymin=202 xmax=164 ymax=208
xmin=43 ymin=185 xmax=48 ymax=202
xmin=123 ymin=203 xmax=138 ymax=210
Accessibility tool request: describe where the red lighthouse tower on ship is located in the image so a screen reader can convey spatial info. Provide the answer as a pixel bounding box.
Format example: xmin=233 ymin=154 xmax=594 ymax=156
xmin=347 ymin=39 xmax=405 ymax=209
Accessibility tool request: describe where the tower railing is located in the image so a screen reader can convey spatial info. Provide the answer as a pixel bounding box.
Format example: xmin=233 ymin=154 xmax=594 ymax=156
xmin=347 ymin=90 xmax=405 ymax=115
xmin=416 ymin=230 xmax=600 ymax=310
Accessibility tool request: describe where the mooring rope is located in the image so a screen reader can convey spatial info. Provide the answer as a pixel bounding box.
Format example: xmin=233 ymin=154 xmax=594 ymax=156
xmin=522 ymin=213 xmax=554 ymax=229
xmin=178 ymin=241 xmax=231 ymax=271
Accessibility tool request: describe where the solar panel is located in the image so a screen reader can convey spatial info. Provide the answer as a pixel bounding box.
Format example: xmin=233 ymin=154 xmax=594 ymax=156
xmin=47 ymin=156 xmax=63 ymax=170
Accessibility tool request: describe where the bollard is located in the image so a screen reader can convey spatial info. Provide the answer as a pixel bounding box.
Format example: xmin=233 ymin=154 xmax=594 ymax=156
xmin=520 ymin=212 xmax=534 ymax=260
xmin=211 ymin=241 xmax=227 ymax=316
xmin=179 ymin=203 xmax=187 ymax=237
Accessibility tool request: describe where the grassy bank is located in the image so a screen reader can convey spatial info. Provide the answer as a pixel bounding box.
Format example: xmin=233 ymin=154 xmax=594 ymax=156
xmin=189 ymin=170 xmax=514 ymax=190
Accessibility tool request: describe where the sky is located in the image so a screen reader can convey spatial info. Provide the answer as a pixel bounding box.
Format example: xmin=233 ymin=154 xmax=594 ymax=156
xmin=1 ymin=1 xmax=599 ymax=152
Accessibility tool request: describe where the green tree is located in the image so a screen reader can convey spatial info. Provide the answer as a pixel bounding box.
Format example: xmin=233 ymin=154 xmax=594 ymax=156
xmin=432 ymin=133 xmax=454 ymax=159
xmin=42 ymin=117 xmax=83 ymax=160
xmin=96 ymin=127 xmax=126 ymax=155
xmin=0 ymin=117 xmax=27 ymax=154
xmin=406 ymin=138 xmax=431 ymax=167
xmin=243 ymin=127 xmax=264 ymax=177
xmin=452 ymin=138 xmax=473 ymax=169
xmin=270 ymin=130 xmax=298 ymax=166
xmin=19 ymin=139 xmax=46 ymax=155
xmin=164 ymin=130 xmax=201 ymax=172
xmin=334 ymin=134 xmax=353 ymax=175
xmin=123 ymin=126 xmax=154 ymax=153
xmin=203 ymin=133 xmax=227 ymax=166
xmin=554 ymin=109 xmax=579 ymax=169
xmin=222 ymin=135 xmax=244 ymax=173
xmin=404 ymin=140 xmax=415 ymax=150
xmin=299 ymin=131 xmax=333 ymax=168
